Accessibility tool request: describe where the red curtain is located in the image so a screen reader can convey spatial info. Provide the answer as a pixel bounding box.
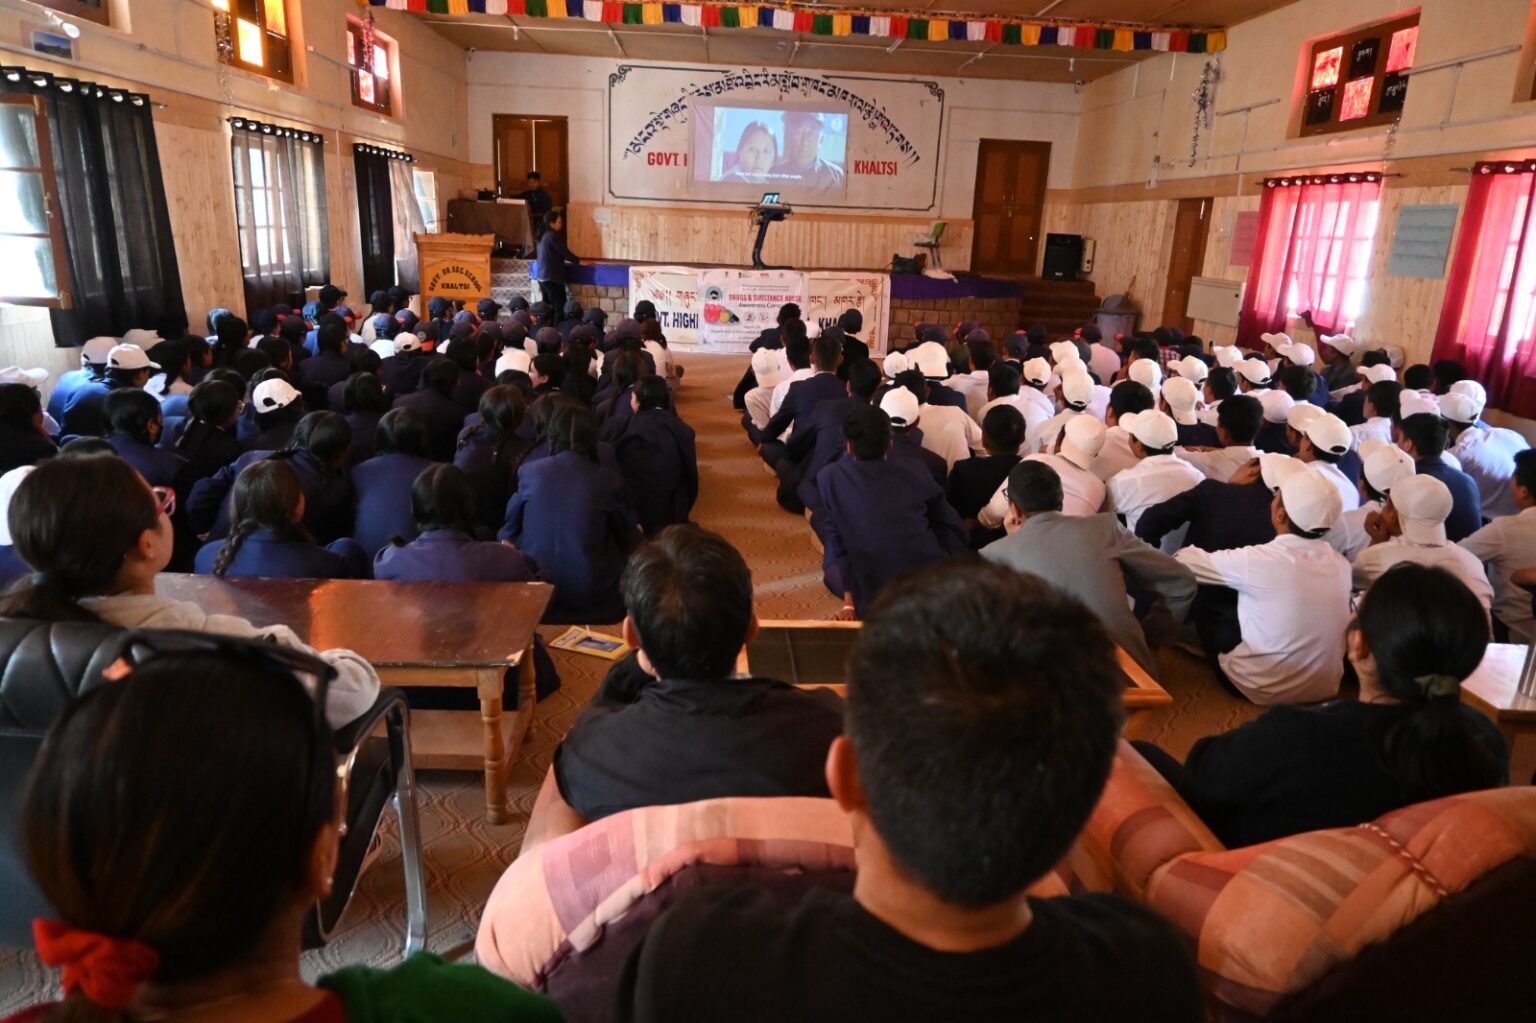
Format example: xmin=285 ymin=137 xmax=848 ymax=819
xmin=1432 ymin=161 xmax=1536 ymax=418
xmin=1238 ymin=174 xmax=1383 ymax=347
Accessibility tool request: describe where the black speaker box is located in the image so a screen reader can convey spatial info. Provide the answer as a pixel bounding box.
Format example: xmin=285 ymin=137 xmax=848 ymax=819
xmin=1042 ymin=233 xmax=1084 ymax=281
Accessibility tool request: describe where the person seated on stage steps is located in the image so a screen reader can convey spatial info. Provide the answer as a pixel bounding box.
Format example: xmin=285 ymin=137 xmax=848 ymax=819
xmin=946 ymin=404 xmax=1024 ymax=550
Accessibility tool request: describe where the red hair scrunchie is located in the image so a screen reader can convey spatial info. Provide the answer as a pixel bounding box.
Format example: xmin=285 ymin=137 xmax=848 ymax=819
xmin=33 ymin=919 xmax=160 ymax=1010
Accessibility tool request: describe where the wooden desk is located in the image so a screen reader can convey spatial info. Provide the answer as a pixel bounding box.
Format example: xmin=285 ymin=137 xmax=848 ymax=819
xmin=1460 ymin=643 xmax=1536 ymax=784
xmin=156 ymin=575 xmax=554 ymax=823
xmin=742 ymin=619 xmax=1172 ymax=735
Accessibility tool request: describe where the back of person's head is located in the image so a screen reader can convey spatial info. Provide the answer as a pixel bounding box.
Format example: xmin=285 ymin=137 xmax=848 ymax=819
xmin=781 ymin=317 xmax=809 ymax=348
xmin=987 ymin=363 xmax=1021 ymax=398
xmin=58 ymin=437 xmax=116 ymax=458
xmin=213 ymin=314 xmax=248 ymax=356
xmin=968 ymin=338 xmax=996 ymax=372
xmin=409 ymin=463 xmax=477 ymax=535
xmin=254 ymin=335 xmax=292 ymax=371
xmin=292 ymin=411 xmax=351 ymax=466
xmin=622 ymin=525 xmax=754 ymax=681
xmin=0 ymin=381 xmax=41 ymax=429
xmin=1355 ymin=563 xmax=1504 ymax=798
xmin=444 ymin=336 xmax=479 ymax=373
xmin=612 ymin=350 xmax=648 ymax=392
xmin=845 ymin=561 xmax=1123 ymax=907
xmin=846 ymin=358 xmax=881 ymax=400
xmin=24 ymin=645 xmax=334 ymax=1014
xmin=783 ymin=330 xmax=811 ymax=371
xmin=531 ymin=353 xmax=567 ymax=389
xmin=375 ymin=407 xmax=428 ymax=457
xmin=316 ymin=319 xmax=347 ymax=355
xmin=1127 ymin=336 xmax=1159 ymax=363
xmin=104 ymin=388 xmax=163 ymax=444
xmin=421 ymin=356 xmax=458 ymax=398
xmin=343 ymin=371 xmax=387 ymax=414
xmin=1516 ymin=448 xmax=1536 ymax=499
xmin=2 ymin=455 xmax=161 ymax=622
xmin=214 ymin=460 xmax=306 ymax=576
xmin=1398 ymin=412 xmax=1448 ymax=458
xmin=1361 ymin=349 xmax=1392 ymax=369
xmin=1403 ymin=364 xmax=1434 ymax=391
xmin=548 ymin=402 xmax=600 ymax=462
xmin=476 ymin=385 xmax=526 ymax=446
xmin=147 ymin=340 xmax=188 ymax=385
xmin=893 ymin=368 xmax=929 ymax=405
xmin=1277 ymin=363 xmax=1316 ymax=402
xmin=844 ymin=403 xmax=892 ymax=461
xmin=177 ymin=379 xmax=242 ymax=455
xmin=634 ymin=375 xmax=670 ymax=411
xmin=1006 ymin=460 xmax=1064 ymax=514
xmin=1109 ymin=380 xmax=1154 ymax=420
xmin=1216 ymin=393 xmax=1262 ymax=445
xmin=1206 ymin=366 xmax=1238 ymax=401
xmin=1431 ymin=359 xmax=1466 ymax=393
xmin=1368 ymin=380 xmax=1403 ymax=420
xmin=638 ymin=318 xmax=664 ymax=344
xmin=838 ymin=308 xmax=863 ymax=335
xmin=812 ymin=331 xmax=842 ymax=372
xmin=777 ymin=302 xmax=801 ymax=325
xmin=981 ymin=404 xmax=1025 ymax=456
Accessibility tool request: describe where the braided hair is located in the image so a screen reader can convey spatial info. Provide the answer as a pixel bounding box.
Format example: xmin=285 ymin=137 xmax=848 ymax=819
xmin=211 ymin=460 xmax=308 ymax=577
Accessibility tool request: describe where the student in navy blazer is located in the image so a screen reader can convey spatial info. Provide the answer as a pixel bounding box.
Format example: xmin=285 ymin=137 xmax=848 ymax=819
xmin=392 ymin=356 xmax=467 ymax=462
xmin=500 ymin=403 xmax=641 ymax=624
xmin=1399 ymin=412 xmax=1483 ymax=542
xmin=339 ymin=371 xmax=388 ymax=465
xmin=103 ymin=389 xmax=188 ymax=490
xmin=296 ymin=319 xmax=355 ymax=405
xmin=195 ymin=460 xmax=367 ymax=579
xmin=351 ymin=408 xmax=438 ymax=556
xmin=761 ymin=330 xmax=849 ymax=448
xmin=786 ymin=359 xmax=882 ymax=514
xmin=613 ymin=377 xmax=699 ymax=538
xmin=377 ymin=464 xmax=542 ymax=582
xmin=454 ymin=384 xmax=533 ymax=535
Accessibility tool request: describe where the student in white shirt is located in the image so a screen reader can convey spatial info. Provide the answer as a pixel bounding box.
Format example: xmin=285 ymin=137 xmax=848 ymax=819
xmin=1460 ymin=449 xmax=1536 ymax=642
xmin=980 ymin=413 xmax=1107 ymax=526
xmin=1171 ymin=355 xmax=1209 ymax=388
xmin=1441 ymin=391 xmax=1529 ymax=520
xmin=768 ymin=329 xmax=815 ymax=418
xmin=1235 ymin=357 xmax=1273 ymax=393
xmin=1128 ymin=359 xmax=1162 ymax=408
xmin=1030 ymin=370 xmax=1096 ymax=456
xmin=1329 ymin=441 xmax=1415 ymax=561
xmin=1095 ymin=381 xmax=1157 ymax=483
xmin=1196 ymin=366 xmax=1239 ymax=427
xmin=892 ymin=369 xmax=982 ymax=471
xmin=1179 ymin=393 xmax=1263 ymax=482
xmin=1085 ymin=326 xmax=1122 ymax=385
xmin=1177 ymin=467 xmax=1352 ymax=705
xmin=1350 ymin=379 xmax=1401 ymax=449
xmin=1016 ymin=356 xmax=1059 ymax=431
xmin=1287 ymin=409 xmax=1359 ymax=512
xmin=943 ymin=332 xmax=994 ymax=420
xmin=976 ymin=363 xmax=1053 ymax=449
xmin=1106 ymin=409 xmax=1203 ymax=549
xmin=1353 ymin=474 xmax=1494 ymax=611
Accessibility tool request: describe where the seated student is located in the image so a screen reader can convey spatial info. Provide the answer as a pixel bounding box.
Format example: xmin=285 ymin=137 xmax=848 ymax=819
xmin=352 ymin=408 xmax=438 ymax=557
xmin=1333 ymin=353 xmax=1394 ymax=422
xmin=11 ymin=641 xmax=558 ymax=1023
xmin=983 ymin=413 xmax=1108 ymax=521
xmin=0 ymin=382 xmax=57 ymax=474
xmin=1195 ymin=364 xmax=1238 ymax=426
xmin=616 ymin=561 xmax=1201 ymax=1023
xmin=380 ymin=331 xmax=429 ymax=397
xmin=946 ymin=404 xmax=1024 ymax=549
xmin=942 ymin=332 xmax=995 ymax=420
xmin=143 ymin=339 xmax=194 ymax=408
xmin=761 ymin=330 xmax=846 ymax=459
xmin=1234 ymin=356 xmax=1273 ymax=395
xmin=1105 ymin=410 xmax=1204 ymax=548
xmin=1396 ymin=411 xmax=1482 ymax=542
xmin=501 ymin=403 xmax=641 ymax=622
xmin=45 ymin=336 xmax=114 ymax=427
xmin=1328 ymin=440 xmax=1415 ymax=561
xmin=528 ymin=351 xmax=566 ymax=404
xmin=2 ymin=455 xmax=378 ymax=725
xmin=1253 ymin=388 xmax=1295 ymax=454
xmin=1460 ymin=448 xmax=1536 ymax=642
xmin=879 ymin=387 xmax=949 ymax=488
xmin=1441 ymin=390 xmax=1528 ymax=519
xmin=1029 ymin=369 xmax=1096 ymax=456
xmin=338 ymin=371 xmax=389 ymax=465
xmin=784 ymin=358 xmax=881 ymax=515
xmin=733 ymin=302 xmax=802 ymax=408
xmin=61 ymin=343 xmax=157 ymax=439
xmin=392 ymin=356 xmax=466 ymax=462
xmin=454 ymin=385 xmax=532 ymax=535
xmin=892 ymin=369 xmax=981 ymax=472
xmin=595 ymin=349 xmax=650 ymax=433
xmin=1177 ymin=466 xmax=1352 ymax=704
xmin=1403 ymin=363 xmax=1435 ymax=394
xmin=763 ymin=321 xmax=814 ymax=418
xmin=1275 ymin=353 xmax=1328 ymax=409
xmin=1011 ymin=357 xmax=1060 ymax=436
xmin=1093 ymin=380 xmax=1156 ymax=481
xmin=0 ymin=465 xmax=34 ymax=587
xmin=377 ymin=463 xmax=540 ymax=585
xmin=1351 ymin=379 xmax=1401 ymax=448
xmin=835 ymin=308 xmax=869 ymax=378
xmin=196 ymin=460 xmax=367 ymax=579
xmin=103 ymin=388 xmax=187 ymax=490
xmin=1162 ymin=376 xmax=1218 ymax=448
xmin=552 ymin=526 xmax=843 ymax=824
xmin=298 ymin=316 xmax=356 ymax=400
xmin=165 ymin=378 xmax=243 ymax=484
xmin=1177 ymin=393 xmax=1262 ymax=483
xmin=1352 ymin=474 xmax=1493 ymax=610
xmin=742 ymin=346 xmax=789 ymax=438
xmin=243 ymin=374 xmax=305 ymax=452
xmin=907 ymin=337 xmax=969 ymax=410
xmin=1085 ymin=323 xmax=1122 ymax=382
xmin=1136 ymin=449 xmax=1279 ymax=556
xmin=978 ymin=360 xmax=1051 ymax=442
xmin=1136 ymin=564 xmax=1507 ymax=849
xmin=1285 ymin=408 xmax=1359 ymax=511
xmin=613 ymin=376 xmax=699 ymax=538
xmin=818 ymin=404 xmax=968 ymax=619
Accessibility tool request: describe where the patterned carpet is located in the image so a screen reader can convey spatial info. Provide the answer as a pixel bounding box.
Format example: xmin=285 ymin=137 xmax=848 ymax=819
xmin=0 ymin=353 xmax=1255 ymax=1008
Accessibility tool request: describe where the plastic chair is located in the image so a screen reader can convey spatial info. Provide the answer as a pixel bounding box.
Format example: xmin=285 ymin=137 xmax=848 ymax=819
xmin=913 ymin=221 xmax=948 ymax=269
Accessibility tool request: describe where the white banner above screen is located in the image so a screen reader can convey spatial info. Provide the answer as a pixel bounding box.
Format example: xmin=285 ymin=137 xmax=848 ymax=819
xmin=608 ymin=64 xmax=945 ymax=212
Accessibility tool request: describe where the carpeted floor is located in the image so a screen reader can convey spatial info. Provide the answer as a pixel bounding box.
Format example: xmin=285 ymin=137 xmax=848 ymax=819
xmin=0 ymin=352 xmax=1257 ymax=1009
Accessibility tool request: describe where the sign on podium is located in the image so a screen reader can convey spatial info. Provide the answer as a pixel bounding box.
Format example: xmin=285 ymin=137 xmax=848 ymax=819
xmin=417 ymin=233 xmax=494 ymax=303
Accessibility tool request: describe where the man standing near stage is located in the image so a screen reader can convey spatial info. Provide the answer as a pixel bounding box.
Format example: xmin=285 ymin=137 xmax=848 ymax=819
xmin=774 ymin=112 xmax=845 ymax=193
xmin=533 ymin=211 xmax=580 ymax=311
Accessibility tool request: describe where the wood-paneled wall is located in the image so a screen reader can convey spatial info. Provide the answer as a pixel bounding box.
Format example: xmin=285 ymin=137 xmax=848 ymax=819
xmin=158 ymin=121 xmax=245 ymax=326
xmin=1043 ymin=198 xmax=1175 ymax=326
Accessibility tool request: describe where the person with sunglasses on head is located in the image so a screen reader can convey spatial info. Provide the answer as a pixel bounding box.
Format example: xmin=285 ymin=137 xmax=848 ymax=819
xmin=0 ymin=454 xmax=379 ymax=729
xmin=7 ymin=636 xmax=560 ymax=1023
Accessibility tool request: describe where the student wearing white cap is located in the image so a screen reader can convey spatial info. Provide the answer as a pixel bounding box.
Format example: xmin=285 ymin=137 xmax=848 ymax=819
xmin=878 ymin=385 xmax=949 ymax=488
xmin=891 ymin=370 xmax=982 ymax=472
xmin=1030 ymin=370 xmax=1096 ymax=455
xmin=980 ymin=414 xmax=1107 ymax=527
xmin=1176 ymin=467 xmax=1352 ymax=704
xmin=1253 ymin=388 xmax=1295 ymax=454
xmin=1094 ymin=380 xmax=1156 ymax=482
xmin=909 ymin=341 xmax=968 ymax=410
xmin=1162 ymin=376 xmax=1218 ymax=448
xmin=1211 ymin=345 xmax=1244 ymax=370
xmin=244 ymin=377 xmax=305 ymax=453
xmin=47 ymin=336 xmax=118 ymax=425
xmin=1349 ymin=379 xmax=1401 ymax=448
xmin=975 ymin=363 xmax=1052 ymax=448
xmin=740 ymin=345 xmax=792 ymax=436
xmin=1128 ymin=358 xmax=1162 ymax=405
xmin=58 ymin=344 xmax=160 ymax=440
xmin=1353 ymin=474 xmax=1493 ymax=610
xmin=1460 ymin=449 xmax=1536 ymax=642
xmin=1328 ymin=441 xmax=1415 ymax=561
xmin=1395 ymin=410 xmax=1482 ymax=540
xmin=1441 ymin=390 xmax=1529 ymax=519
xmin=1171 ymin=355 xmax=1209 ymax=386
xmin=1178 ymin=393 xmax=1263 ymax=483
xmin=1287 ymin=408 xmax=1360 ymax=512
xmin=1106 ymin=409 xmax=1203 ymax=550
xmin=1235 ymin=357 xmax=1273 ymax=392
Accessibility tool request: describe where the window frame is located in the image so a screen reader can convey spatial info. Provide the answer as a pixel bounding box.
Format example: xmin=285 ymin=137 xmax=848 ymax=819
xmin=412 ymin=166 xmax=438 ymax=233
xmin=228 ymin=117 xmax=330 ymax=313
xmin=36 ymin=0 xmax=107 ymax=28
xmin=1297 ymin=11 xmax=1420 ymax=138
xmin=213 ymin=0 xmax=295 ymax=85
xmin=346 ymin=16 xmax=397 ymax=118
xmin=0 ymin=93 xmax=74 ymax=309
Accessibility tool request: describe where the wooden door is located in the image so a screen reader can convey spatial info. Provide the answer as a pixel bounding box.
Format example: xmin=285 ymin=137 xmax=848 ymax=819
xmin=1162 ymin=197 xmax=1212 ymax=332
xmin=494 ymin=115 xmax=569 ymax=210
xmin=970 ymin=140 xmax=1051 ymax=275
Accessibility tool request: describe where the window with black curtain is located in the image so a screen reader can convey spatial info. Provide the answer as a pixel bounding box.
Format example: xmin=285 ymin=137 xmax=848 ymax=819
xmin=0 ymin=66 xmax=185 ymax=347
xmin=353 ymin=144 xmax=395 ymax=297
xmin=230 ymin=118 xmax=329 ymax=316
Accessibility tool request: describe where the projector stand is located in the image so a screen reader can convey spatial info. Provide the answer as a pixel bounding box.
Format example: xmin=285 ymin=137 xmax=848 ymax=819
xmin=750 ymin=203 xmax=793 ymax=270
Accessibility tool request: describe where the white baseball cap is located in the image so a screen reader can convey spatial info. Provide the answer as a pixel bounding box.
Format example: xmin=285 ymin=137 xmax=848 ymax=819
xmin=1128 ymin=358 xmax=1162 ymax=393
xmin=252 ymin=378 xmax=301 ymax=412
xmin=1172 ymin=355 xmax=1209 ymax=384
xmin=1236 ymin=359 xmax=1272 ymax=385
xmin=1279 ymin=467 xmax=1344 ymax=533
xmin=495 ymin=348 xmax=532 ymax=377
xmin=393 ymin=332 xmax=423 ymax=353
xmin=1212 ymin=345 xmax=1244 ymax=369
xmin=1054 ymin=354 xmax=1087 ymax=379
xmin=1060 ymin=372 xmax=1095 ymax=410
xmin=1450 ymin=380 xmax=1488 ymax=410
xmin=107 ymin=344 xmax=159 ymax=372
xmin=1385 ymin=345 xmax=1406 ymax=369
xmin=1286 ymin=404 xmax=1324 ymax=432
xmin=0 ymin=465 xmax=35 ymax=546
xmin=1049 ymin=340 xmax=1078 ymax=365
xmin=1260 ymin=332 xmax=1292 ymax=349
xmin=1399 ymin=392 xmax=1441 ymax=419
xmin=882 ymin=351 xmax=909 ymax=378
xmin=1257 ymin=388 xmax=1295 ymax=423
xmin=82 ymin=337 xmax=118 ymax=366
xmin=1059 ymin=415 xmax=1107 ymax=469
xmin=1439 ymin=392 xmax=1482 ymax=426
xmin=1120 ymin=409 xmax=1178 ymax=452
xmin=1319 ymin=333 xmax=1358 ymax=356
xmin=1162 ymin=376 xmax=1200 ymax=423
xmin=1361 ymin=441 xmax=1416 ymax=497
xmin=1279 ymin=342 xmax=1316 ymax=368
xmin=1357 ymin=364 xmax=1397 ymax=385
xmin=912 ymin=342 xmax=950 ymax=379
xmin=1301 ymin=412 xmax=1352 ymax=458
xmin=1022 ymin=357 xmax=1052 ymax=386
xmin=0 ymin=366 xmax=48 ymax=388
xmin=1259 ymin=452 xmax=1305 ymax=491
xmin=880 ymin=386 xmax=920 ymax=428
xmin=369 ymin=339 xmax=397 ymax=361
xmin=752 ymin=347 xmax=786 ymax=389
xmin=1389 ymin=474 xmax=1453 ymax=545
xmin=120 ymin=328 xmax=159 ymax=350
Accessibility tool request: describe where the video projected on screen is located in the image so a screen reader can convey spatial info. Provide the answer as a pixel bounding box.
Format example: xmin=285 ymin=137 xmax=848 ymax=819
xmin=696 ymin=106 xmax=850 ymax=196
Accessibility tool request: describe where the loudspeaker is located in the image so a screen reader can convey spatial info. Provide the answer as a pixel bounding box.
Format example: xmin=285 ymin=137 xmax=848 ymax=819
xmin=1042 ymin=233 xmax=1084 ymax=281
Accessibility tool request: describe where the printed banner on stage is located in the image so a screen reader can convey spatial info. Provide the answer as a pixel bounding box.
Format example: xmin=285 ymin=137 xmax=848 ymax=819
xmin=609 ymin=64 xmax=944 ymax=212
xmin=700 ymin=269 xmax=808 ymax=350
xmin=628 ymin=265 xmax=704 ymax=347
xmin=806 ymin=272 xmax=890 ymax=356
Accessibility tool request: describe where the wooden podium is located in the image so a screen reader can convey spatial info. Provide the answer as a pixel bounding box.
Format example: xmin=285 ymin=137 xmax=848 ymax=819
xmin=416 ymin=233 xmax=494 ymax=304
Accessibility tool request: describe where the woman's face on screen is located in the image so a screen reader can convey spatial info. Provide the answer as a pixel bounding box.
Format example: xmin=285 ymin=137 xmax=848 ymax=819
xmin=735 ymin=126 xmax=777 ymax=175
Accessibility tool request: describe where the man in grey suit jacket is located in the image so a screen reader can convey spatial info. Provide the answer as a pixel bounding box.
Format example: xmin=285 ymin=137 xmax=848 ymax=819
xmin=981 ymin=461 xmax=1196 ymax=676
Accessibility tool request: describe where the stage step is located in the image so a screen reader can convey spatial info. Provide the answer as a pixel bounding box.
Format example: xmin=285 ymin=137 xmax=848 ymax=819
xmin=1017 ymin=278 xmax=1100 ymax=336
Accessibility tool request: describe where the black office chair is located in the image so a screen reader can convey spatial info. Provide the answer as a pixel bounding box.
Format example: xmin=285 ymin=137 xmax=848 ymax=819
xmin=0 ymin=620 xmax=426 ymax=957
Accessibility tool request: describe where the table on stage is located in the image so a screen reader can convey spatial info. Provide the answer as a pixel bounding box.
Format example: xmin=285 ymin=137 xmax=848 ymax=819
xmin=156 ymin=574 xmax=553 ymax=824
xmin=1460 ymin=643 xmax=1536 ymax=785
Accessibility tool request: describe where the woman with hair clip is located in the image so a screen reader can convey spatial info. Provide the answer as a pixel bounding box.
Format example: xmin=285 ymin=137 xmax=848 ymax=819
xmin=103 ymin=388 xmax=187 ymax=490
xmin=0 ymin=455 xmax=379 ymax=728
xmin=165 ymin=377 xmax=244 ymax=485
xmin=501 ymin=402 xmax=640 ymax=622
xmin=5 ymin=637 xmax=560 ymax=1023
xmin=1134 ymin=562 xmax=1507 ymax=847
xmin=454 ymin=385 xmax=532 ymax=534
xmin=195 ymin=460 xmax=368 ymax=579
